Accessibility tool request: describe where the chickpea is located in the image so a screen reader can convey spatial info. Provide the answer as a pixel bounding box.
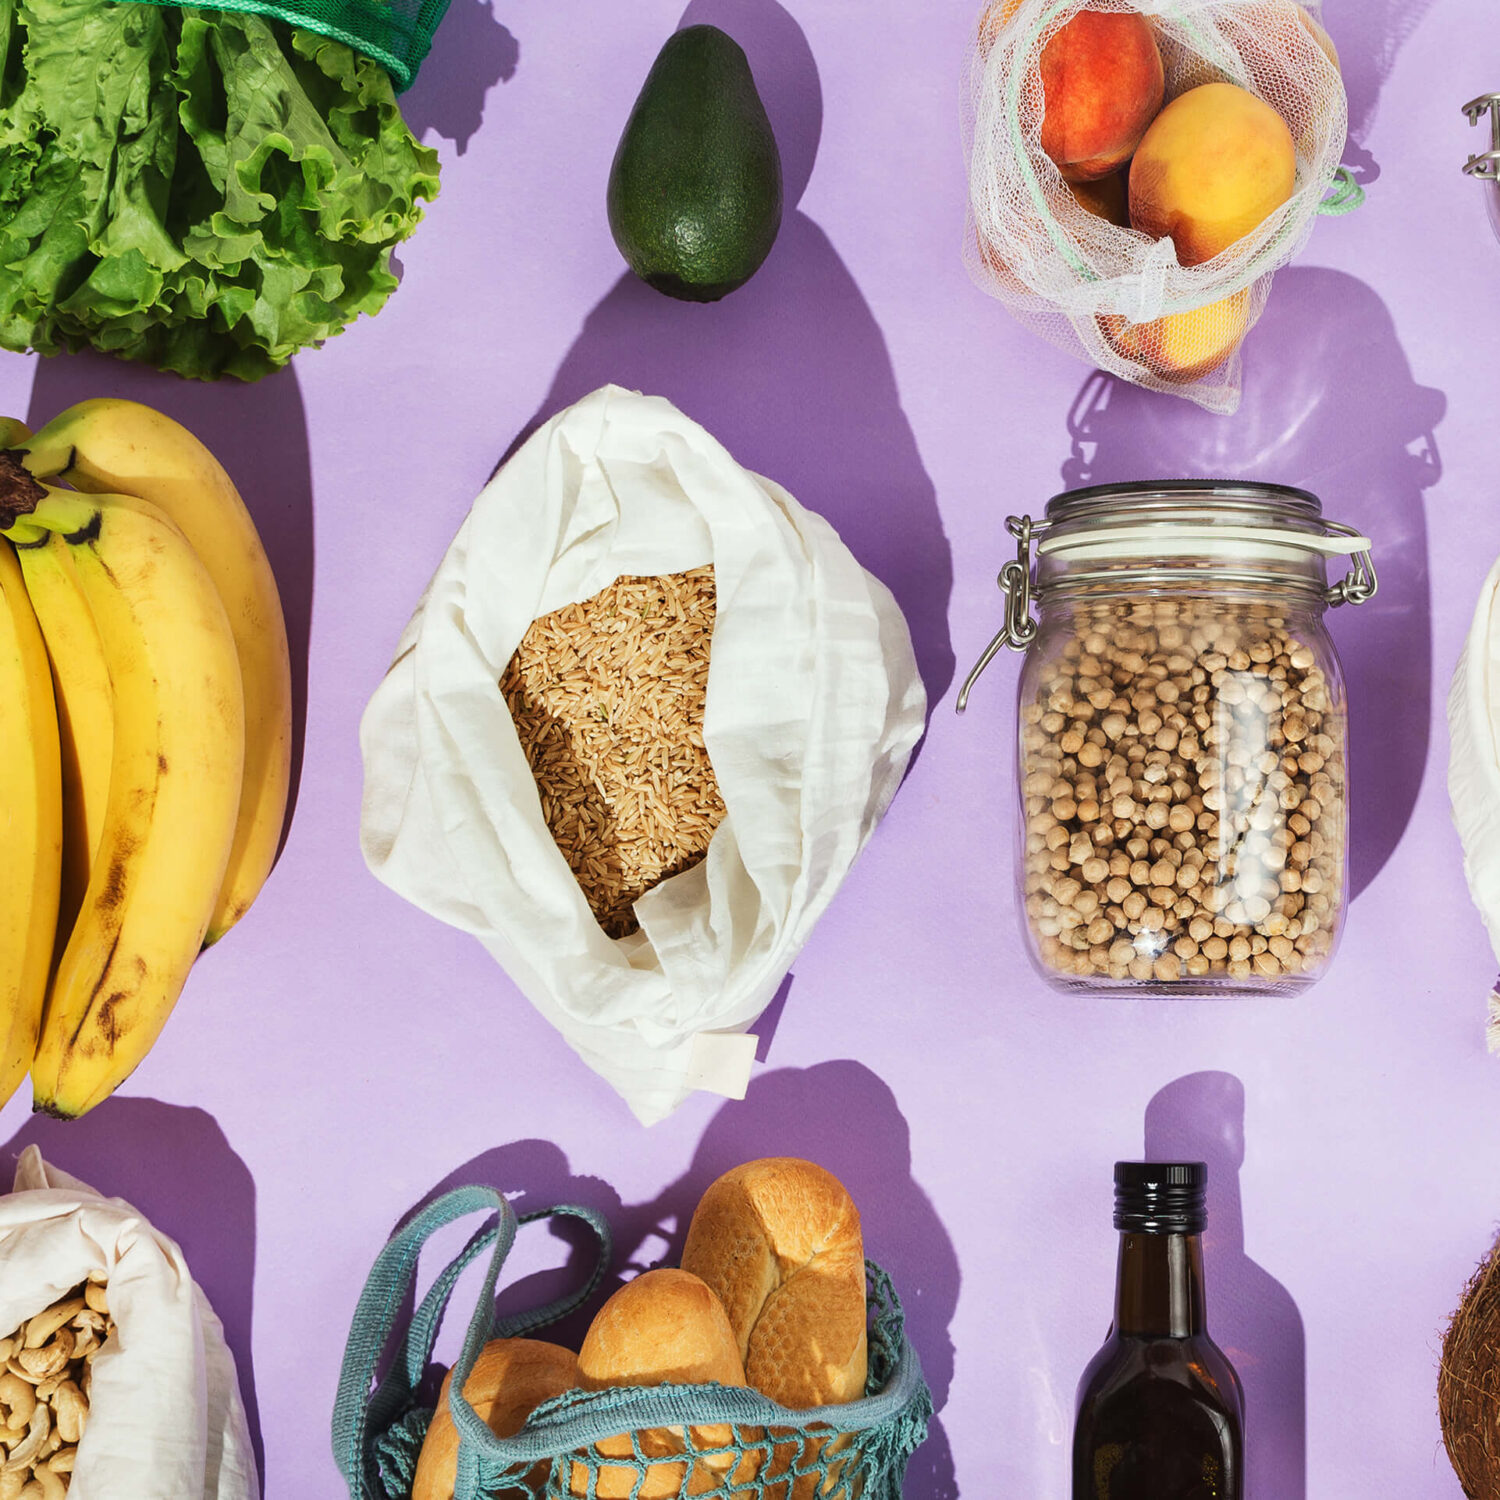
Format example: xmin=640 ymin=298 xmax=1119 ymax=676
xmin=1019 ymin=599 xmax=1344 ymax=986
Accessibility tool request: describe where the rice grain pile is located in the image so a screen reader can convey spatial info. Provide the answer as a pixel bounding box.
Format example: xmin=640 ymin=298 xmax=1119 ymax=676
xmin=500 ymin=566 xmax=726 ymax=939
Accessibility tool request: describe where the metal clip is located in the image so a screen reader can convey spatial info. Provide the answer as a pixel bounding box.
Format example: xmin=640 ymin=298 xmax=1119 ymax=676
xmin=1323 ymin=520 xmax=1378 ymax=607
xmin=955 ymin=515 xmax=1040 ymax=714
xmin=1463 ymin=93 xmax=1500 ymax=176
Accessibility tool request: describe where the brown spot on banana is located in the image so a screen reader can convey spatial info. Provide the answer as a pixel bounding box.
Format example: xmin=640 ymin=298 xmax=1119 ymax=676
xmin=93 ymin=992 xmax=127 ymax=1050
xmin=62 ymin=511 xmax=101 ymax=547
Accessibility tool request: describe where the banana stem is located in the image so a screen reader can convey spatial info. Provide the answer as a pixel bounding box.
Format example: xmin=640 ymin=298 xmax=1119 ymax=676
xmin=0 ymin=456 xmax=97 ymax=544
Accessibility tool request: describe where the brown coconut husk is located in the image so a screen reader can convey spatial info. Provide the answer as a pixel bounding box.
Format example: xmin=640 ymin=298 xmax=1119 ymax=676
xmin=1440 ymin=1237 xmax=1500 ymax=1498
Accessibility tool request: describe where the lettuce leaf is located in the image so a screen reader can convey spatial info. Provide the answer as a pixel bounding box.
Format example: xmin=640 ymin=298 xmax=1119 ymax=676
xmin=0 ymin=0 xmax=438 ymax=378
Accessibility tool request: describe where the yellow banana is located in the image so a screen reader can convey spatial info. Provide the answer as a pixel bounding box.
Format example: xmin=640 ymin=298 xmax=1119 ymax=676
xmin=14 ymin=533 xmax=114 ymax=949
xmin=0 ymin=538 xmax=61 ymax=1109
xmin=18 ymin=399 xmax=291 ymax=945
xmin=0 ymin=467 xmax=245 ymax=1118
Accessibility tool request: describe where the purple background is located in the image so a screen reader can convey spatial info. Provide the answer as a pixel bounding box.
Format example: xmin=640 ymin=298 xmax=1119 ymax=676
xmin=0 ymin=0 xmax=1491 ymax=1494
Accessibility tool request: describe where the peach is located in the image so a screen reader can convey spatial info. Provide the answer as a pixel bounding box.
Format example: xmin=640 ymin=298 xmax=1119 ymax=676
xmin=1100 ymin=288 xmax=1251 ymax=382
xmin=976 ymin=0 xmax=1025 ymax=53
xmin=1038 ymin=12 xmax=1164 ymax=183
xmin=1069 ymin=170 xmax=1129 ymax=227
xmin=1298 ymin=6 xmax=1339 ymax=68
xmin=1129 ymin=82 xmax=1296 ymax=265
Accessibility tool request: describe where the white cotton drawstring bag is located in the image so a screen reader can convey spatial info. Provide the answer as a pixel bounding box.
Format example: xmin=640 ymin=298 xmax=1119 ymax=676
xmin=0 ymin=1147 xmax=257 ymax=1500
xmin=359 ymin=385 xmax=926 ymax=1125
xmin=1449 ymin=558 xmax=1500 ymax=1046
xmin=964 ymin=0 xmax=1361 ymax=414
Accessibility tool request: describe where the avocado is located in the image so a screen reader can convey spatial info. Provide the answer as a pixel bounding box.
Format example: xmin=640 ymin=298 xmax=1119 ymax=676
xmin=607 ymin=25 xmax=784 ymax=302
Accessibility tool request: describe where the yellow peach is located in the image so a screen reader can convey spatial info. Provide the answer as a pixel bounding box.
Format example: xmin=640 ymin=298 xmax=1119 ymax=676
xmin=1298 ymin=6 xmax=1339 ymax=69
xmin=1129 ymin=83 xmax=1295 ymax=266
xmin=1100 ymin=288 xmax=1252 ymax=382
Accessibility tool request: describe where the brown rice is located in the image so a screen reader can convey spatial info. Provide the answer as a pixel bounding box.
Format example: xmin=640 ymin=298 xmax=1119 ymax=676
xmin=499 ymin=566 xmax=726 ymax=939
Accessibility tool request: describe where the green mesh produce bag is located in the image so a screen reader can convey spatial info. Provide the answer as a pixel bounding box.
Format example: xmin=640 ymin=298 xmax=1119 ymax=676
xmin=121 ymin=0 xmax=447 ymax=87
xmin=333 ymin=1187 xmax=935 ymax=1500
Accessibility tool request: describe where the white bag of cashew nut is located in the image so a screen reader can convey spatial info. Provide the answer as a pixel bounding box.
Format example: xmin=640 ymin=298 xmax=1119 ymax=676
xmin=0 ymin=1148 xmax=257 ymax=1499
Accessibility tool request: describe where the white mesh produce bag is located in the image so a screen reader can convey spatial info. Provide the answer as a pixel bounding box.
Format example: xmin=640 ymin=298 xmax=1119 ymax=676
xmin=360 ymin=386 xmax=926 ymax=1126
xmin=964 ymin=0 xmax=1360 ymax=414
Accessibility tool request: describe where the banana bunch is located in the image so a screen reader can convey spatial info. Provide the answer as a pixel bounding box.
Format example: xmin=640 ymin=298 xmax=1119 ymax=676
xmin=0 ymin=401 xmax=292 ymax=1119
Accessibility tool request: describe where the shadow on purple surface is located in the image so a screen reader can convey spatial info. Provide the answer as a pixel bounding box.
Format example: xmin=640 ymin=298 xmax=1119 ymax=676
xmin=400 ymin=0 xmax=518 ymax=157
xmin=1144 ymin=1073 xmax=1305 ymax=1500
xmin=1060 ymin=266 xmax=1444 ymax=900
xmin=500 ymin=0 xmax=955 ymax=718
xmin=391 ymin=1063 xmax=959 ymax=1498
xmin=1324 ymin=0 xmax=1440 ymax=185
xmin=25 ymin=352 xmax=314 ymax=866
xmin=0 ymin=1100 xmax=263 ymax=1489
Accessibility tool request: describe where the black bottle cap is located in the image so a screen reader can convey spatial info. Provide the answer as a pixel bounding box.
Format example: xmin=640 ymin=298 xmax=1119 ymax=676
xmin=1113 ymin=1161 xmax=1207 ymax=1235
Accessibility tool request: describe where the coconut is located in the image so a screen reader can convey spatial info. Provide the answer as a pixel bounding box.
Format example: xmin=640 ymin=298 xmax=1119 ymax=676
xmin=1441 ymin=1238 xmax=1500 ymax=1497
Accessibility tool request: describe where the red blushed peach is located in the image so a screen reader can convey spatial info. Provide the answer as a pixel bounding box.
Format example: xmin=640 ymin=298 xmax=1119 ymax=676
xmin=1039 ymin=12 xmax=1165 ymax=183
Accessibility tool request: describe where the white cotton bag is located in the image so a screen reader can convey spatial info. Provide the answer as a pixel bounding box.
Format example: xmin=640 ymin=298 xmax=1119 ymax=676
xmin=1449 ymin=557 xmax=1500 ymax=1046
xmin=0 ymin=1147 xmax=257 ymax=1500
xmin=359 ymin=386 xmax=926 ymax=1126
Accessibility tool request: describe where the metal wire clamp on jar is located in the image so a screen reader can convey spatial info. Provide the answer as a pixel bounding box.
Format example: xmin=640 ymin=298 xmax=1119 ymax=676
xmin=958 ymin=481 xmax=1377 ymax=997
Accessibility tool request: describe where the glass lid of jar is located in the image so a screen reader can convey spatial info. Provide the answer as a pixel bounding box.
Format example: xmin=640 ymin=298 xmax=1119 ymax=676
xmin=954 ymin=480 xmax=1377 ymax=714
xmin=1036 ymin=480 xmax=1370 ymax=570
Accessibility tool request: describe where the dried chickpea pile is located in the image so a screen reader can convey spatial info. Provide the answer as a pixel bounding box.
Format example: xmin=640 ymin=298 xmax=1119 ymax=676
xmin=1020 ymin=599 xmax=1345 ymax=985
xmin=0 ymin=1276 xmax=112 ymax=1496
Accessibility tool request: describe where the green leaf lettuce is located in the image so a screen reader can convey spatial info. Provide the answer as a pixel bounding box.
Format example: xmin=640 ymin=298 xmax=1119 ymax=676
xmin=0 ymin=0 xmax=439 ymax=378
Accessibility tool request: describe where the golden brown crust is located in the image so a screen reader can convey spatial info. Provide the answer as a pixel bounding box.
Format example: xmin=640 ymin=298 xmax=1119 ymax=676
xmin=577 ymin=1269 xmax=745 ymax=1391
xmin=681 ymin=1158 xmax=868 ymax=1410
xmin=412 ymin=1338 xmax=578 ymax=1500
xmin=573 ymin=1269 xmax=753 ymax=1498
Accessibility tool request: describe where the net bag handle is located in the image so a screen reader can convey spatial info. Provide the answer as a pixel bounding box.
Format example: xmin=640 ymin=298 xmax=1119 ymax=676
xmin=332 ymin=1185 xmax=612 ymax=1500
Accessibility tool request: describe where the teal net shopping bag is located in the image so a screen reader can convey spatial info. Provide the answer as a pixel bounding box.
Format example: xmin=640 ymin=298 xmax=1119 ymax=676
xmin=333 ymin=1186 xmax=934 ymax=1499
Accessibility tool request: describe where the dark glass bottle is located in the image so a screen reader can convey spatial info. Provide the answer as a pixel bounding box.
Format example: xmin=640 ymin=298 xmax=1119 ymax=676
xmin=1072 ymin=1162 xmax=1244 ymax=1500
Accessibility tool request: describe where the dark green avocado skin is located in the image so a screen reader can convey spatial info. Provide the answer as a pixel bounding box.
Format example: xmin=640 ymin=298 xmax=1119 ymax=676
xmin=607 ymin=25 xmax=784 ymax=302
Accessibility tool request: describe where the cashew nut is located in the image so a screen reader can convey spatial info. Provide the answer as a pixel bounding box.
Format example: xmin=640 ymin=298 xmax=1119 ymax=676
xmin=15 ymin=1333 xmax=70 ymax=1384
xmin=30 ymin=1467 xmax=63 ymax=1500
xmin=4 ymin=1363 xmax=36 ymax=1389
xmin=0 ymin=1376 xmax=34 ymax=1435
xmin=0 ymin=1471 xmax=23 ymax=1500
xmin=21 ymin=1302 xmax=83 ymax=1353
xmin=51 ymin=1383 xmax=84 ymax=1449
xmin=44 ymin=1449 xmax=72 ymax=1475
xmin=3 ymin=1405 xmax=48 ymax=1471
xmin=82 ymin=1283 xmax=107 ymax=1318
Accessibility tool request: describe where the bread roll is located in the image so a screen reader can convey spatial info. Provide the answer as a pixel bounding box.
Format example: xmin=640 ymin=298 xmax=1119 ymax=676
xmin=681 ymin=1158 xmax=868 ymax=1408
xmin=573 ymin=1268 xmax=755 ymax=1499
xmin=412 ymin=1337 xmax=578 ymax=1500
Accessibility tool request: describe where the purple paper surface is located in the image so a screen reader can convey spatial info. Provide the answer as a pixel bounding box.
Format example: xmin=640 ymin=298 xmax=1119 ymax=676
xmin=0 ymin=0 xmax=1490 ymax=1494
